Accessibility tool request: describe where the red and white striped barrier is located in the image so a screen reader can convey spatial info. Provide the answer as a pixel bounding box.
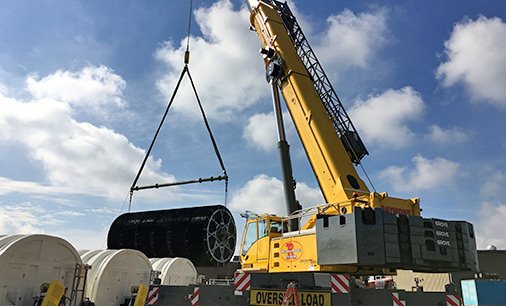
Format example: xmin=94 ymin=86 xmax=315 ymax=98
xmin=189 ymin=287 xmax=199 ymax=306
xmin=446 ymin=294 xmax=460 ymax=306
xmin=147 ymin=287 xmax=159 ymax=305
xmin=234 ymin=272 xmax=251 ymax=295
xmin=393 ymin=292 xmax=406 ymax=306
xmin=331 ymin=274 xmax=350 ymax=293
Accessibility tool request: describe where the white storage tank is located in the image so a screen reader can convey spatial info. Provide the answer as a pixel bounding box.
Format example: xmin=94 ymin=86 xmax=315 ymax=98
xmin=150 ymin=257 xmax=197 ymax=286
xmin=79 ymin=249 xmax=102 ymax=263
xmin=82 ymin=249 xmax=152 ymax=305
xmin=0 ymin=234 xmax=82 ymax=306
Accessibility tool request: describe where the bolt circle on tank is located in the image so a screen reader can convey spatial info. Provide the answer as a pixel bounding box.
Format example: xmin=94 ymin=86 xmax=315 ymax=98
xmin=107 ymin=205 xmax=236 ymax=266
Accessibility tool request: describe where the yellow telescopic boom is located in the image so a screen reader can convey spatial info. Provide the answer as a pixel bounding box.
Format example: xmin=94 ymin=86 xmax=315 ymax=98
xmin=248 ymin=1 xmax=420 ymax=221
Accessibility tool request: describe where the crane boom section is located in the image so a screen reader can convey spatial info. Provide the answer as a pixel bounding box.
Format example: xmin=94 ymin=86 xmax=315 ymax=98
xmin=250 ymin=2 xmax=369 ymax=204
xmin=249 ymin=1 xmax=421 ymax=219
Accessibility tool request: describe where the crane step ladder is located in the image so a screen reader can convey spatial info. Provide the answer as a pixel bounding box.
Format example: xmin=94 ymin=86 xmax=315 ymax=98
xmin=69 ymin=263 xmax=91 ymax=306
xmin=281 ymin=281 xmax=301 ymax=306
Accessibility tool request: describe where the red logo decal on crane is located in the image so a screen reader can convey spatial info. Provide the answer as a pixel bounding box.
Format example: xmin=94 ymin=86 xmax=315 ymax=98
xmin=281 ymin=241 xmax=303 ymax=262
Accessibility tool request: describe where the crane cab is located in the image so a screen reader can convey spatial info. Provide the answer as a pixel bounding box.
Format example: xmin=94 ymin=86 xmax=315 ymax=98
xmin=239 ymin=214 xmax=324 ymax=273
xmin=240 ymin=214 xmax=287 ymax=272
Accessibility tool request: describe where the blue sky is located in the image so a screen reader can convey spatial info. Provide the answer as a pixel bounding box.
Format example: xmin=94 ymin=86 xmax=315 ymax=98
xmin=1 ymin=0 xmax=506 ymax=251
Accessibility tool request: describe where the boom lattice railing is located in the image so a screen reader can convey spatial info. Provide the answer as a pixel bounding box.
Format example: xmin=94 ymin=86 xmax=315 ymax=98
xmin=269 ymin=0 xmax=368 ymax=164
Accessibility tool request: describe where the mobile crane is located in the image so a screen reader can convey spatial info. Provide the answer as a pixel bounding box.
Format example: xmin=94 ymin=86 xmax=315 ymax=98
xmin=108 ymin=1 xmax=479 ymax=305
xmin=238 ymin=0 xmax=478 ymax=275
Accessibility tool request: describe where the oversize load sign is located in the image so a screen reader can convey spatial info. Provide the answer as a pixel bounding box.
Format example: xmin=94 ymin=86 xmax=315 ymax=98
xmin=250 ymin=289 xmax=330 ymax=306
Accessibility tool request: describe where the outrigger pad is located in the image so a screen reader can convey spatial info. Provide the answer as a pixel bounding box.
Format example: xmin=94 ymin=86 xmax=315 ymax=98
xmin=315 ymin=207 xmax=479 ymax=272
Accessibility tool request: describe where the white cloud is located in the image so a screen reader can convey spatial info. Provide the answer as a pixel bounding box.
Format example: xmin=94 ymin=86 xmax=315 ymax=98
xmin=295 ymin=181 xmax=326 ymax=208
xmin=243 ymin=112 xmax=278 ymax=152
xmin=86 ymin=207 xmax=121 ymax=216
xmin=475 ymin=173 xmax=506 ymax=249
xmin=0 ymin=203 xmax=47 ymax=235
xmin=0 ymin=68 xmax=176 ymax=200
xmin=55 ymin=210 xmax=86 ymax=217
xmin=480 ymin=171 xmax=506 ymax=198
xmin=155 ymin=2 xmax=391 ymax=122
xmin=229 ymin=174 xmax=324 ymax=216
xmin=436 ymin=16 xmax=506 ymax=108
xmin=0 ymin=216 xmax=42 ymax=235
xmin=0 ymin=205 xmax=111 ymax=250
xmin=426 ymin=125 xmax=469 ymax=144
xmin=229 ymin=174 xmax=287 ymax=216
xmin=0 ymin=201 xmax=109 ymax=250
xmin=314 ymin=8 xmax=389 ymax=70
xmin=0 ymin=177 xmax=78 ymax=196
xmin=379 ymin=155 xmax=459 ymax=192
xmin=155 ymin=0 xmax=267 ymax=122
xmin=475 ymin=202 xmax=506 ymax=249
xmin=242 ymin=111 xmax=296 ymax=152
xmin=0 ymin=82 xmax=7 ymax=96
xmin=349 ymin=87 xmax=425 ymax=148
xmin=26 ymin=65 xmax=126 ymax=114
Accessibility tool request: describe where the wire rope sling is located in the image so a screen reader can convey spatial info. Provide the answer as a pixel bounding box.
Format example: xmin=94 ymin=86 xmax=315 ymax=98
xmin=108 ymin=1 xmax=235 ymax=266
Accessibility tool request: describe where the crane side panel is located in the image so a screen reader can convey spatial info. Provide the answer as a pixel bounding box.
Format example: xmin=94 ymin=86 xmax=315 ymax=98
xmin=269 ymin=234 xmax=319 ymax=273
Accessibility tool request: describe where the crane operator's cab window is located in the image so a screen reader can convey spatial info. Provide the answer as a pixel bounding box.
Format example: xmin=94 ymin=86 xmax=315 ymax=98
xmin=242 ymin=221 xmax=257 ymax=256
xmin=242 ymin=218 xmax=288 ymax=256
xmin=270 ymin=220 xmax=286 ymax=233
xmin=241 ymin=219 xmax=271 ymax=256
xmin=258 ymin=219 xmax=268 ymax=238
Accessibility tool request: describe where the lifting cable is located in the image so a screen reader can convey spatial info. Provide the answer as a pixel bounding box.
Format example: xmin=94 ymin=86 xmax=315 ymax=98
xmin=128 ymin=0 xmax=228 ymax=211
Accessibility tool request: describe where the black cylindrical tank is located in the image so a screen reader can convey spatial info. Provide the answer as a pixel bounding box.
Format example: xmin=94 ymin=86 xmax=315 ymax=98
xmin=107 ymin=205 xmax=236 ymax=267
